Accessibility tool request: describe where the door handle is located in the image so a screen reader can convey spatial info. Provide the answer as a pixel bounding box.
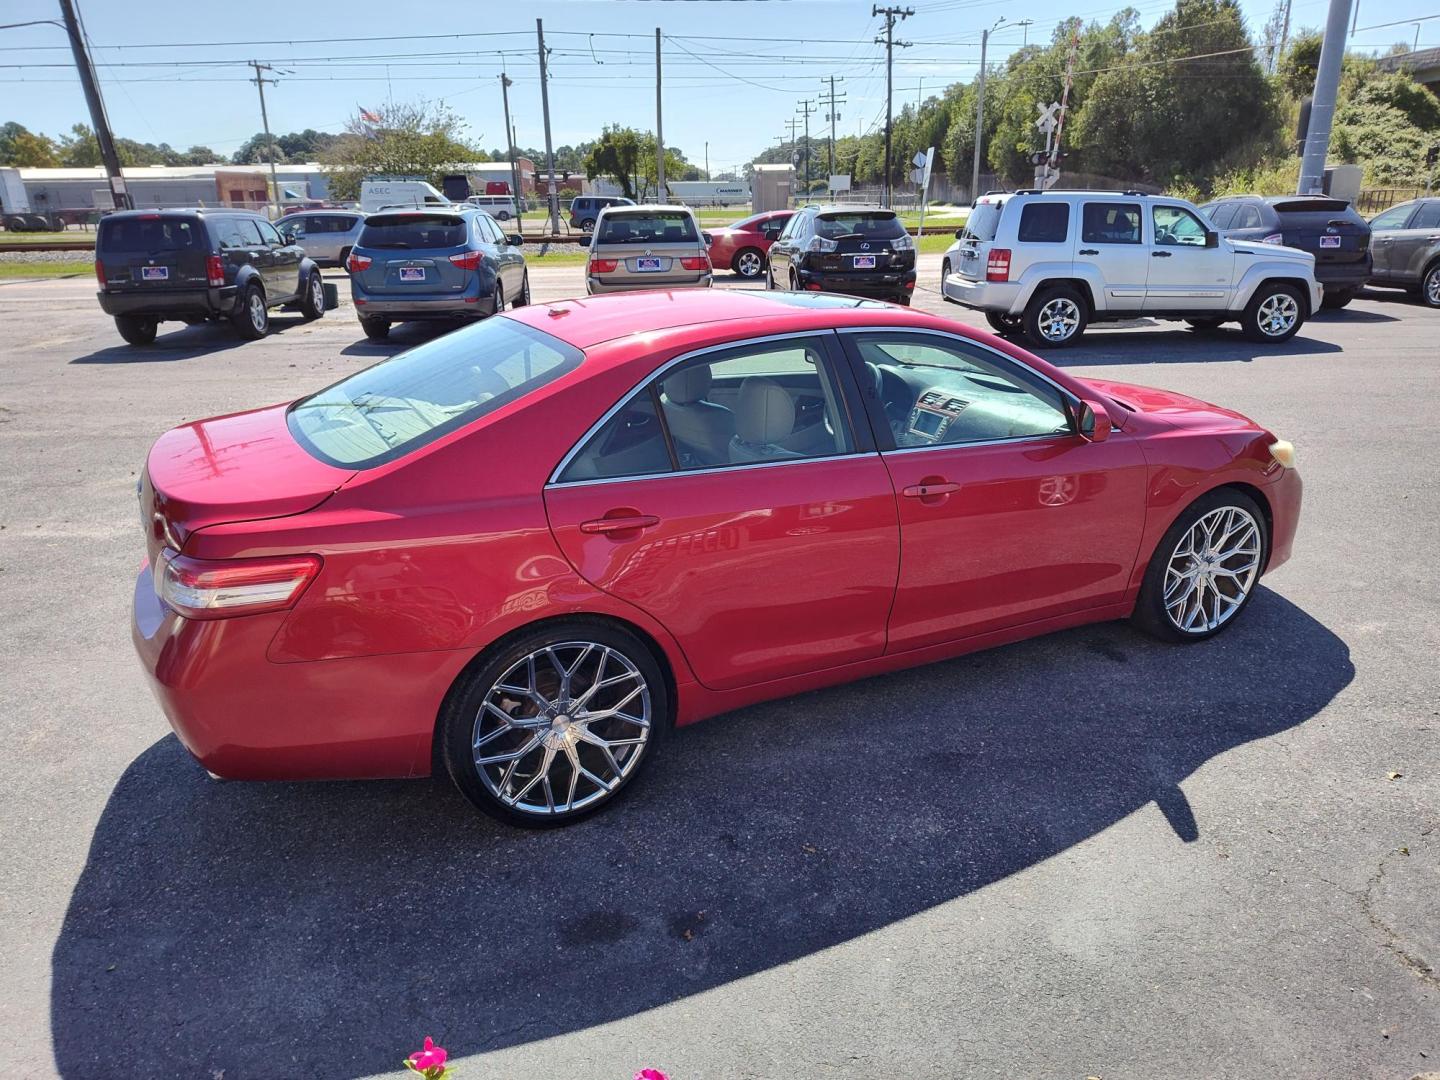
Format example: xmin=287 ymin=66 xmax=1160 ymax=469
xmin=902 ymin=481 xmax=961 ymax=499
xmin=580 ymin=514 xmax=660 ymax=535
xmin=1151 ymin=251 xmax=1173 ymax=258
xmin=1078 ymin=248 xmax=1099 ymax=255
xmin=1427 ymin=235 xmax=1440 ymax=242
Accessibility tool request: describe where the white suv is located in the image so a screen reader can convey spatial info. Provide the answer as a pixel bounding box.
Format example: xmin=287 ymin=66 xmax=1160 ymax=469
xmin=941 ymin=190 xmax=1322 ymax=346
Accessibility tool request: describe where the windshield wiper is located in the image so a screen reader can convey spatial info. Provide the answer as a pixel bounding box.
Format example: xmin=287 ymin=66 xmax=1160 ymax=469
xmin=369 ymin=242 xmax=412 ymax=249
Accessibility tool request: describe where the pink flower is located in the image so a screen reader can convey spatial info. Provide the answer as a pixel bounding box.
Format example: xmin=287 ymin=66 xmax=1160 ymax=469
xmin=634 ymin=1070 xmax=670 ymax=1080
xmin=408 ymin=1036 xmax=448 ymax=1072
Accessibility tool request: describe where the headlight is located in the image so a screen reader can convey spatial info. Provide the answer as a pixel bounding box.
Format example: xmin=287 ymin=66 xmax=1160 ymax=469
xmin=1269 ymin=439 xmax=1296 ymax=469
xmin=891 ymin=232 xmax=915 ymax=252
xmin=806 ymin=235 xmax=838 ymax=253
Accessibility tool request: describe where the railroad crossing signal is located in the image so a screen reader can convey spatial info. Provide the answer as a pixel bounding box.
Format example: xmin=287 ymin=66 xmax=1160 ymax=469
xmin=1035 ymin=101 xmax=1061 ymax=134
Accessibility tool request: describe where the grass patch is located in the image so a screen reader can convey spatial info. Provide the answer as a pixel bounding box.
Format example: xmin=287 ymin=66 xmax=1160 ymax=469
xmin=0 ymin=260 xmax=95 ymax=279
xmin=0 ymin=231 xmax=91 ymax=246
xmin=919 ymin=232 xmax=958 ymax=254
xmin=526 ymin=248 xmax=590 ymax=267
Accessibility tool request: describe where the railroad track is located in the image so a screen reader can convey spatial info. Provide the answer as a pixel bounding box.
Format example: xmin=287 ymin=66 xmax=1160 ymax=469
xmin=0 ymin=240 xmax=96 ymax=253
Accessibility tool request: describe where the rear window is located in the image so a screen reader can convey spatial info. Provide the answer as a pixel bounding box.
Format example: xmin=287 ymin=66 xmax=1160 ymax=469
xmin=962 ymin=200 xmax=1004 ymax=242
xmin=358 ymin=214 xmax=467 ymax=249
xmin=597 ymin=211 xmax=698 ymax=244
xmin=1017 ymin=203 xmax=1070 ymax=243
xmin=1272 ymin=198 xmax=1348 ymax=213
xmin=98 ymin=216 xmax=203 ymax=253
xmin=815 ymin=211 xmax=904 ymax=241
xmin=288 ymin=319 xmax=582 ymax=469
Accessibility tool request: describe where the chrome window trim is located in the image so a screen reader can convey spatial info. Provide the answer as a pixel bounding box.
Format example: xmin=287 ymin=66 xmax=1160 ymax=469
xmin=547 ymin=330 xmax=856 ymax=486
xmin=549 ymin=450 xmax=883 ymax=490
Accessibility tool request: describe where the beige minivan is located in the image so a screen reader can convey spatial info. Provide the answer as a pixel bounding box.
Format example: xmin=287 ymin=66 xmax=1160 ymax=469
xmin=584 ymin=205 xmax=713 ymax=294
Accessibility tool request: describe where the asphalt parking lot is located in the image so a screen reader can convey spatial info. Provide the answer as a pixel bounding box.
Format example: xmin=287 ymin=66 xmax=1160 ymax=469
xmin=1 ymin=253 xmax=1437 ymax=1079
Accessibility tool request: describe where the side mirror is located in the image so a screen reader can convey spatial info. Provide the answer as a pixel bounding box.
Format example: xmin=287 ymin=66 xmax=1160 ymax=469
xmin=506 ymin=233 xmax=523 ymax=246
xmin=954 ymin=228 xmax=966 ymax=239
xmin=702 ymin=232 xmax=713 ymax=245
xmin=1205 ymin=229 xmax=1219 ymax=248
xmin=1076 ymin=399 xmax=1112 ymax=443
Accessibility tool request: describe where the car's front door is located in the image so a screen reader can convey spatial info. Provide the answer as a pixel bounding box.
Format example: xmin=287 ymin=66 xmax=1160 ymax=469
xmin=1143 ymin=203 xmax=1235 ymax=312
xmin=254 ymin=217 xmax=301 ymax=299
xmin=1366 ymin=202 xmax=1417 ymax=279
xmin=766 ymin=212 xmax=804 ymax=286
xmin=840 ymin=329 xmax=1148 ymax=651
xmin=544 ymin=333 xmax=899 ymax=691
xmin=1077 ymin=200 xmax=1149 ymax=313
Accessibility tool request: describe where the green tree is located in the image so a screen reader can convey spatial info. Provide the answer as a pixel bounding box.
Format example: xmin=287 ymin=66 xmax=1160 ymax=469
xmin=319 ymin=102 xmax=482 ymax=201
xmin=584 ymin=126 xmax=643 ymax=199
xmin=0 ymin=122 xmax=60 ymax=166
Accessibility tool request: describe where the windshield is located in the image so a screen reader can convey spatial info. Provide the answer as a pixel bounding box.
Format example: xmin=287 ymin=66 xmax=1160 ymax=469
xmin=815 ymin=212 xmax=904 ymax=240
xmin=596 ymin=212 xmax=698 ymax=244
xmin=727 ymin=212 xmax=768 ymax=230
xmin=358 ymin=214 xmax=467 ymax=249
xmin=98 ymin=216 xmax=202 ymax=254
xmin=963 ymin=200 xmax=1005 ymax=242
xmin=288 ymin=319 xmax=582 ymax=468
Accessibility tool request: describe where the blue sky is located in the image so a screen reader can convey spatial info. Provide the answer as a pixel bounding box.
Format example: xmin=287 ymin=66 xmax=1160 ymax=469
xmin=2 ymin=0 xmax=1435 ymax=174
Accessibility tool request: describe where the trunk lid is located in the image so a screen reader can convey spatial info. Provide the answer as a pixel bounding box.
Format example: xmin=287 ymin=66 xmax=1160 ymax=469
xmin=139 ymin=403 xmax=355 ymax=562
xmin=96 ymin=213 xmax=211 ymax=293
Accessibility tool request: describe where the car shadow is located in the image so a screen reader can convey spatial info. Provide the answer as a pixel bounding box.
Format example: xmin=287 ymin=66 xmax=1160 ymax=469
xmin=338 ymin=321 xmax=467 ymax=358
xmin=50 ymin=589 xmax=1350 ymax=1077
xmin=1310 ymin=307 xmax=1399 ymax=324
xmin=1356 ymin=286 xmax=1427 ymax=309
xmin=68 ymin=317 xmax=313 ymax=364
xmin=1029 ymin=326 xmax=1344 ymax=366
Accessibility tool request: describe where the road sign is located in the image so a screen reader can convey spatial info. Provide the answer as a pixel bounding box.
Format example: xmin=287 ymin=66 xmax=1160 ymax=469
xmin=1035 ymin=101 xmax=1061 ymax=134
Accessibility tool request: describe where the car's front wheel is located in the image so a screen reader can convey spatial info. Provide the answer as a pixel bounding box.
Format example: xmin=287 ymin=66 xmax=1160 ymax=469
xmin=442 ymin=621 xmax=669 ymax=827
xmin=733 ymin=247 xmax=765 ymax=279
xmin=1241 ymin=283 xmax=1303 ymax=343
xmin=115 ymin=314 xmax=158 ymax=345
xmin=985 ymin=311 xmax=1022 ymax=336
xmin=231 ymin=283 xmax=269 ymax=340
xmin=1132 ymin=488 xmax=1268 ymax=643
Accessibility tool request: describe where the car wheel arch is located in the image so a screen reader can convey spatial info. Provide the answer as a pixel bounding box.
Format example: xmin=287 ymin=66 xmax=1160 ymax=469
xmin=428 ymin=610 xmax=682 ymax=778
xmin=1146 ymin=480 xmax=1276 ymax=578
xmin=1024 ymin=275 xmax=1098 ymax=317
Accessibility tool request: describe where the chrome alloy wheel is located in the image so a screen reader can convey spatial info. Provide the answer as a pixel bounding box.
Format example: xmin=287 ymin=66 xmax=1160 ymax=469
xmin=248 ymin=291 xmax=267 ymax=332
xmin=735 ymin=250 xmax=763 ymax=278
xmin=1256 ymin=291 xmax=1299 ymax=337
xmin=1037 ymin=296 xmax=1081 ymax=342
xmin=1163 ymin=506 xmax=1262 ymax=634
xmin=472 ymin=642 xmax=652 ymax=817
xmin=1425 ymin=266 xmax=1440 ymax=306
xmin=309 ymin=274 xmax=325 ymax=312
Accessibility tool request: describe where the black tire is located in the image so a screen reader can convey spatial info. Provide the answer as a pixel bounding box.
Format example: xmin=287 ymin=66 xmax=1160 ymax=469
xmin=513 ymin=271 xmax=530 ymax=307
xmin=441 ymin=619 xmax=671 ymax=827
xmin=985 ymin=311 xmax=1022 ymax=336
xmin=580 ymin=217 xmax=596 ymax=232
xmin=1131 ymin=487 xmax=1269 ymax=644
xmin=231 ymin=283 xmax=269 ymax=340
xmin=299 ymin=271 xmax=326 ymax=320
xmin=338 ymin=247 xmax=352 ymax=272
xmin=788 ymin=269 xmax=799 ymax=292
xmin=893 ymin=293 xmax=912 ymax=306
xmin=1421 ymin=261 xmax=1440 ymax=308
xmin=1240 ymin=282 xmax=1304 ymax=343
xmin=115 ymin=314 xmax=157 ymax=346
xmin=764 ymin=263 xmax=776 ymax=291
xmin=732 ymin=247 xmax=765 ymax=279
xmin=1185 ymin=317 xmax=1224 ymax=331
xmin=359 ymin=316 xmax=390 ymax=341
xmin=1320 ymin=288 xmax=1355 ymax=311
xmin=492 ymin=282 xmax=506 ymax=316
xmin=1022 ymin=285 xmax=1087 ymax=347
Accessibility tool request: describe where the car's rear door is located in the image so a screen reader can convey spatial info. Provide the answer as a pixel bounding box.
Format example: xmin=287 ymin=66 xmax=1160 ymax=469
xmin=1389 ymin=199 xmax=1440 ymax=283
xmin=1366 ymin=202 xmax=1417 ymax=278
xmin=839 ymin=329 xmax=1147 ymax=650
xmin=543 ymin=333 xmax=899 ymax=691
xmin=1077 ymin=200 xmax=1149 ymax=312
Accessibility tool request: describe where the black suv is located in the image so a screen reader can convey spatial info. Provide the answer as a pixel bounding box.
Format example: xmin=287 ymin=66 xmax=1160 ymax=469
xmin=95 ymin=208 xmax=326 ymax=345
xmin=1199 ymin=195 xmax=1371 ymax=309
xmin=764 ymin=205 xmax=917 ymax=305
xmin=568 ymin=195 xmax=634 ymax=231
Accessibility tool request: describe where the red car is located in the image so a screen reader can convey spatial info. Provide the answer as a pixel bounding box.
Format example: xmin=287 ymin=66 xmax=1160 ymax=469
xmin=132 ymin=290 xmax=1301 ymax=826
xmin=706 ymin=210 xmax=794 ymax=279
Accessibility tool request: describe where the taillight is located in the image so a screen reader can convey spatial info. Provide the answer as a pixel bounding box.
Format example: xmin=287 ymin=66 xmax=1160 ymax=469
xmin=680 ymin=256 xmax=710 ymax=271
xmin=589 ymin=259 xmax=619 ymax=274
xmin=346 ymin=251 xmax=372 ymax=273
xmin=94 ymin=259 xmax=106 ymax=288
xmin=205 ymin=254 xmax=225 ymax=287
xmin=156 ymin=551 xmax=322 ymax=620
xmin=1261 ymin=233 xmax=1284 ymax=245
xmin=448 ymin=250 xmax=483 ymax=271
xmin=986 ymin=248 xmax=1012 ymax=282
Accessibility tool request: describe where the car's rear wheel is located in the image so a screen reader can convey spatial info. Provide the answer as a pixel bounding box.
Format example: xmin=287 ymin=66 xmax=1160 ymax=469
xmin=1320 ymin=287 xmax=1356 ymax=310
xmin=1241 ymin=283 xmax=1303 ymax=343
xmin=299 ymin=271 xmax=326 ymax=320
xmin=1132 ymin=488 xmax=1268 ymax=643
xmin=1422 ymin=261 xmax=1440 ymax=308
xmin=231 ymin=283 xmax=269 ymax=340
xmin=359 ymin=316 xmax=390 ymax=340
xmin=985 ymin=311 xmax=1022 ymax=336
xmin=492 ymin=282 xmax=506 ymax=316
xmin=115 ymin=314 xmax=157 ymax=346
xmin=442 ymin=621 xmax=670 ymax=827
xmin=580 ymin=217 xmax=596 ymax=232
xmin=513 ymin=271 xmax=530 ymax=306
xmin=733 ymin=247 xmax=765 ymax=279
xmin=1023 ymin=285 xmax=1087 ymax=347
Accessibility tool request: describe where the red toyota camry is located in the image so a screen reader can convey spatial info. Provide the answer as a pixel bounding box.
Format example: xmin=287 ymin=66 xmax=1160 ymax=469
xmin=132 ymin=289 xmax=1301 ymax=826
xmin=706 ymin=210 xmax=794 ymax=279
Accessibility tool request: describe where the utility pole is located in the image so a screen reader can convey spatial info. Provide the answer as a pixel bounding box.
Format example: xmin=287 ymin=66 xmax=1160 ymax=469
xmin=499 ymin=71 xmax=521 ymax=222
xmin=1298 ymin=0 xmax=1354 ymax=194
xmin=796 ymin=98 xmax=816 ymax=199
xmin=537 ymin=18 xmax=560 ymax=234
xmin=247 ymin=61 xmax=282 ymax=216
xmin=819 ymin=76 xmax=846 ymax=181
xmin=655 ymin=28 xmax=666 ymax=203
xmin=873 ymin=5 xmax=913 ymax=208
xmin=972 ymin=18 xmax=1006 ymax=208
xmin=58 ymin=0 xmax=131 ymax=209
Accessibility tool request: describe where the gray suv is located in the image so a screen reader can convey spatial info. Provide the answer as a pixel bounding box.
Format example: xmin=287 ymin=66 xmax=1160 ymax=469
xmin=1365 ymin=198 xmax=1440 ymax=307
xmin=277 ymin=211 xmax=365 ymax=268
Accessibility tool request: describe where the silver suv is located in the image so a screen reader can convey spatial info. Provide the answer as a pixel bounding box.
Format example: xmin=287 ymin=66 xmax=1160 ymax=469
xmin=584 ymin=205 xmax=712 ymax=294
xmin=941 ymin=190 xmax=1322 ymax=346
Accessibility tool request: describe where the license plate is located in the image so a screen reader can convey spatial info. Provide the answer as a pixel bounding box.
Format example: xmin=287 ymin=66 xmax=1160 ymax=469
xmin=635 ymin=257 xmax=663 ymax=272
xmin=853 ymin=255 xmax=877 ymax=269
xmin=399 ymin=267 xmax=426 ymax=281
xmin=1318 ymin=235 xmax=1341 ymax=248
xmin=141 ymin=266 xmax=169 ymax=281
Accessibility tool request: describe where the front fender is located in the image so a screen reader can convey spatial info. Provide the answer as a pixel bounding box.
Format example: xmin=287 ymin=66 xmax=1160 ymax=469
xmin=1230 ymin=258 xmax=1320 ymax=313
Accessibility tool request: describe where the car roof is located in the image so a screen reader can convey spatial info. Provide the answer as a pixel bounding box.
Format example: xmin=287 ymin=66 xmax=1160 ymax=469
xmin=599 ymin=203 xmax=694 ymax=213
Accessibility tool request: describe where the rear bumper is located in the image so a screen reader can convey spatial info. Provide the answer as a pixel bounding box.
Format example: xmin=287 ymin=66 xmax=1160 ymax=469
xmin=130 ymin=566 xmax=462 ymax=780
xmin=940 ymin=272 xmax=1020 ymax=312
xmin=1314 ymin=259 xmax=1370 ymax=290
xmin=586 ymin=273 xmax=712 ymax=294
xmin=351 ymin=279 xmax=493 ymax=320
xmin=796 ymin=265 xmax=916 ymax=297
xmin=97 ymin=286 xmax=236 ymax=318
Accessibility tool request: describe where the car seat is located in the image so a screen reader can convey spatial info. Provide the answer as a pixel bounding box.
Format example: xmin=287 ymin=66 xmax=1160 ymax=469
xmin=660 ymin=364 xmax=735 ymax=467
xmin=730 ymin=377 xmax=802 ymax=463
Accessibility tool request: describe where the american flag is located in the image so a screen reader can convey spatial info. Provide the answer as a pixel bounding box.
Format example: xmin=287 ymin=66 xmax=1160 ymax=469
xmin=358 ymin=106 xmax=382 ymax=124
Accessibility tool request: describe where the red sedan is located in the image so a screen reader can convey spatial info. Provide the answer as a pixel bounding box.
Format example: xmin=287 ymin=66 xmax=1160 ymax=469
xmin=706 ymin=210 xmax=794 ymax=279
xmin=132 ymin=290 xmax=1301 ymax=826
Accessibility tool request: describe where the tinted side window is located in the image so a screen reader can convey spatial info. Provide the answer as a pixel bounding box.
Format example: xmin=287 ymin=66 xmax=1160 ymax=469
xmin=1233 ymin=204 xmax=1263 ymax=229
xmin=99 ymin=216 xmax=202 ymax=253
xmin=559 ymin=393 xmax=674 ymax=483
xmin=1082 ymin=202 xmax=1142 ymax=244
xmin=778 ymin=213 xmax=803 ymax=241
xmin=1017 ymin=203 xmax=1070 ymax=243
xmin=1205 ymin=202 xmax=1238 ymax=229
xmin=1369 ymin=203 xmax=1415 ymax=229
xmin=1412 ymin=202 xmax=1440 ymax=229
xmin=236 ymin=219 xmax=266 ymax=247
xmin=255 ymin=219 xmax=283 ymax=245
xmin=215 ymin=218 xmax=252 ymax=249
